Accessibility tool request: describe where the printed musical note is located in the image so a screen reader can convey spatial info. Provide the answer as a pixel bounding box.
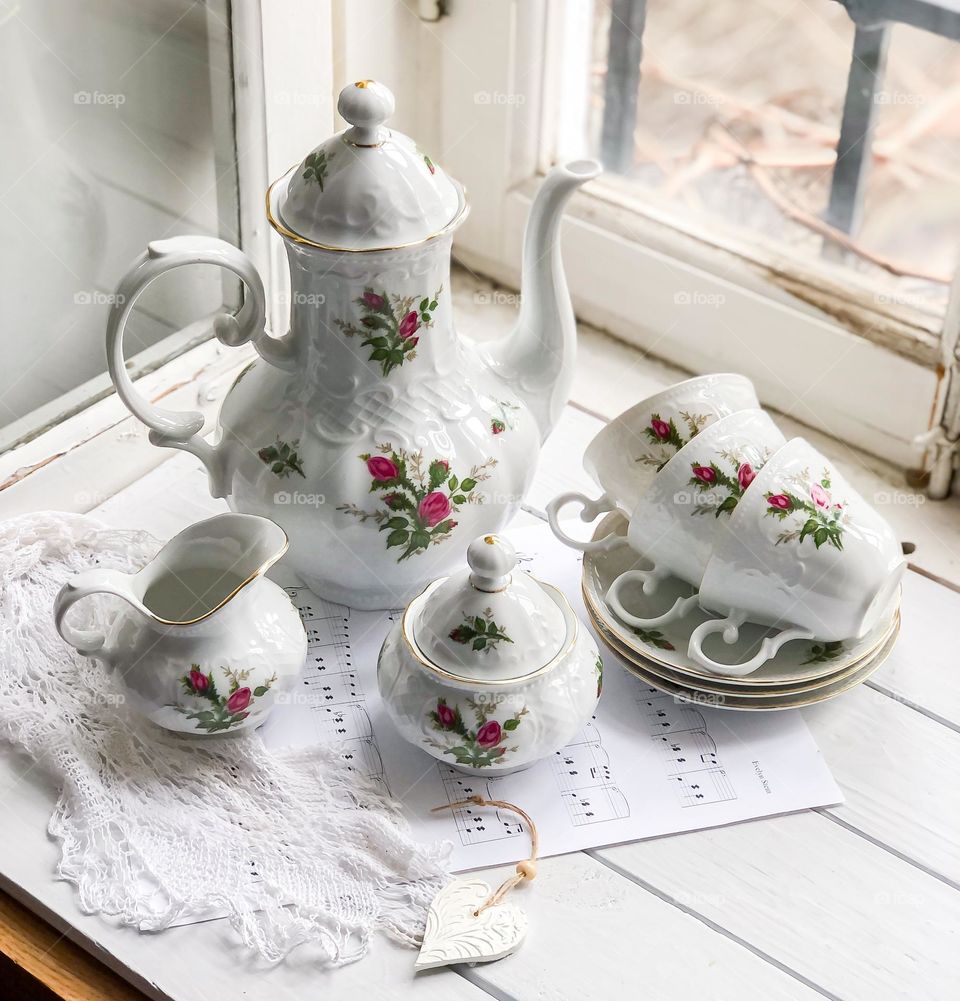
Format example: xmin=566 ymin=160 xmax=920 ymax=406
xmin=638 ymin=690 xmax=737 ymax=807
xmin=550 ymin=726 xmax=630 ymax=826
xmin=437 ymin=766 xmax=524 ymax=845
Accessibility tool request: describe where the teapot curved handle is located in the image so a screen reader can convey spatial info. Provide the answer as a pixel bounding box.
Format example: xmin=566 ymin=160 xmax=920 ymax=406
xmin=106 ymin=236 xmax=297 ymax=497
xmin=54 ymin=569 xmax=136 ymax=658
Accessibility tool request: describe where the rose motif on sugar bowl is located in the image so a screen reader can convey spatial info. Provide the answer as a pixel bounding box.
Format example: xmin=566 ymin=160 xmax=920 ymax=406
xmin=377 ymin=534 xmax=601 ymax=775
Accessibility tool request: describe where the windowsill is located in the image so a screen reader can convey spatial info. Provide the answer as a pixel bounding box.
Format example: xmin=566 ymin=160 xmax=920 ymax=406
xmin=451 ymin=263 xmax=960 ymax=589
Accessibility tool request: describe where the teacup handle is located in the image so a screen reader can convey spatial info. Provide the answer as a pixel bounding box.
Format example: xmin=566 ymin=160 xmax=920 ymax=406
xmin=545 ymin=491 xmax=625 ymax=552
xmin=106 ymin=236 xmax=298 ymax=497
xmin=687 ymin=612 xmax=815 ymax=678
xmin=54 ymin=569 xmax=134 ymax=657
xmin=605 ymin=568 xmax=700 ymax=629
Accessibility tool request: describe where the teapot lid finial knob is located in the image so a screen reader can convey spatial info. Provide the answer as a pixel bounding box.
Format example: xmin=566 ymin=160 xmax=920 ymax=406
xmin=467 ymin=535 xmax=516 ymax=592
xmin=338 ymin=80 xmax=395 ymax=145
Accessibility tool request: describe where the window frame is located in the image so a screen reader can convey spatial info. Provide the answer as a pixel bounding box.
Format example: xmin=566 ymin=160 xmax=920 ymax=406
xmin=430 ymin=0 xmax=954 ymax=472
xmin=0 ymin=0 xmax=332 ymax=473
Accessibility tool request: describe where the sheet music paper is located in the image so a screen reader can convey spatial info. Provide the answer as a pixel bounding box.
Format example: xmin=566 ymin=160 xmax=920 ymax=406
xmin=260 ymin=522 xmax=843 ymax=871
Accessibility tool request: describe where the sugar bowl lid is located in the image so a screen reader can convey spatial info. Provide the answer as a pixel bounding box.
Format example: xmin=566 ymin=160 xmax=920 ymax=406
xmin=408 ymin=534 xmax=568 ymax=683
xmin=270 ymin=80 xmax=467 ymax=252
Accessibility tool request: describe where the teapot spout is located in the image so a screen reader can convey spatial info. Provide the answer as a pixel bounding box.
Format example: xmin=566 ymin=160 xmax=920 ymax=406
xmin=482 ymin=159 xmax=601 ymax=442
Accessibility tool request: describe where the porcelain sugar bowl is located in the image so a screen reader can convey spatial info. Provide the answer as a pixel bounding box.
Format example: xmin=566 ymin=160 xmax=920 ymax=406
xmin=377 ymin=534 xmax=602 ymax=774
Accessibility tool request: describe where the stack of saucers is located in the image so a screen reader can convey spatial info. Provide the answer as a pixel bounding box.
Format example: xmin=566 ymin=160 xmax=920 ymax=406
xmin=547 ymin=374 xmax=904 ymax=710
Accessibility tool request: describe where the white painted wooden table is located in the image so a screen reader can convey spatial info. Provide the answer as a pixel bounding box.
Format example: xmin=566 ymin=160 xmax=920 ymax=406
xmin=1 ymin=400 xmax=958 ymax=1001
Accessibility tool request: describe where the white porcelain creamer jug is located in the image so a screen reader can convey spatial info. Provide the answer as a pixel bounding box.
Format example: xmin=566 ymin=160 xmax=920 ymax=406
xmin=104 ymin=80 xmax=600 ymax=608
xmin=54 ymin=514 xmax=306 ymax=734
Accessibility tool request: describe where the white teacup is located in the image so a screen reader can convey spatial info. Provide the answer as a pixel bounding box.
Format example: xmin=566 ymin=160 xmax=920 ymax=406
xmin=547 ymin=373 xmax=759 ymax=548
xmin=603 ymin=408 xmax=786 ymax=629
xmin=688 ymin=437 xmax=906 ymax=677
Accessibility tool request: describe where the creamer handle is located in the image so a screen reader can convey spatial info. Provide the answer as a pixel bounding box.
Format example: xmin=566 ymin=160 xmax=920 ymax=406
xmin=54 ymin=569 xmax=135 ymax=658
xmin=106 ymin=236 xmax=296 ymax=497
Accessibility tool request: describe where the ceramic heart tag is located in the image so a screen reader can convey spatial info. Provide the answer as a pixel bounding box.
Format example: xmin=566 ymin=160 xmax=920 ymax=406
xmin=415 ymin=878 xmax=527 ymax=971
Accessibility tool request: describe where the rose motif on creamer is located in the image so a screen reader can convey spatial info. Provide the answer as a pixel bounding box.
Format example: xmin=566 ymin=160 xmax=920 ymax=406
xmin=175 ymin=665 xmax=277 ymax=733
xmin=334 ymin=286 xmax=443 ymax=377
xmin=337 ymin=443 xmax=496 ymax=562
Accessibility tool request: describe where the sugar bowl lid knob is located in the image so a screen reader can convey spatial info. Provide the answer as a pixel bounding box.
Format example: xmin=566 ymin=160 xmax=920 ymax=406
xmin=338 ymin=79 xmax=395 ymax=145
xmin=468 ymin=534 xmax=516 ymax=592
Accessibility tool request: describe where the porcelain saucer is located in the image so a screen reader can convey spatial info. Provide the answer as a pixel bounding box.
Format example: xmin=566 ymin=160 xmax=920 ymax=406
xmin=594 ymin=613 xmax=900 ymax=711
xmin=588 ymin=602 xmax=900 ymax=698
xmin=582 ymin=511 xmax=900 ymax=685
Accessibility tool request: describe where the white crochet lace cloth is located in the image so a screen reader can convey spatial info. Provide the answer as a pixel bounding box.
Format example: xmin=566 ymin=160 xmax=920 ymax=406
xmin=0 ymin=512 xmax=449 ymax=964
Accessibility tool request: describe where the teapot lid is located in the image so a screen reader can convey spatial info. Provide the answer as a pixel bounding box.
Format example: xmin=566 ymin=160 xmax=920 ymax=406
xmin=270 ymin=80 xmax=467 ymax=252
xmin=408 ymin=534 xmax=568 ymax=683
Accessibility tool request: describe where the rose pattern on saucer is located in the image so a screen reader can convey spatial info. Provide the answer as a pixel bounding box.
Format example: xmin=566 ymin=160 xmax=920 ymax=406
xmin=335 ymin=286 xmax=442 ymax=377
xmin=427 ymin=696 xmax=527 ymax=768
xmin=636 ymin=411 xmax=709 ymax=471
xmin=449 ymin=609 xmax=513 ymax=652
xmin=338 ymin=443 xmax=496 ymax=562
xmin=175 ymin=665 xmax=277 ymax=733
xmin=801 ymin=640 xmax=845 ymax=665
xmin=595 ymin=654 xmax=604 ymax=697
xmin=686 ymin=449 xmax=770 ymax=517
xmin=630 ymin=626 xmax=675 ymax=651
xmin=764 ymin=467 xmax=846 ymax=550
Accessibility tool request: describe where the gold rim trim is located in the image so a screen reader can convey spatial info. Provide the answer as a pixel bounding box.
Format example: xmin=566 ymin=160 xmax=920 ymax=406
xmin=594 ymin=613 xmax=900 ymax=710
xmin=588 ymin=602 xmax=899 ymax=697
xmin=265 ymin=165 xmax=470 ymax=254
xmin=581 ymin=578 xmax=899 ymax=685
xmin=141 ymin=530 xmax=290 ymax=627
xmin=400 ymin=577 xmax=579 ymax=687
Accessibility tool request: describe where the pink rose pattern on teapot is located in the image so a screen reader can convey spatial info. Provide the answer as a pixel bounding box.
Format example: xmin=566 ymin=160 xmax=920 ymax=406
xmin=337 ymin=444 xmax=497 ymax=562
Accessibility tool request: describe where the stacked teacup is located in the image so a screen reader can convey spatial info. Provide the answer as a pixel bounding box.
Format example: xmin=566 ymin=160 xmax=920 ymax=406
xmin=547 ymin=374 xmax=905 ymax=703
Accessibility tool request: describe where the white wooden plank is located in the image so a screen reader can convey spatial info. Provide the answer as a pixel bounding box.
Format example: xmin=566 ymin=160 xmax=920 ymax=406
xmin=868 ymin=569 xmax=960 ymax=728
xmin=803 ymin=685 xmax=960 ymax=886
xmin=0 ymin=755 xmax=490 ymax=1001
xmin=593 ymin=811 xmax=960 ymax=1001
xmin=461 ymin=853 xmax=822 ymax=1001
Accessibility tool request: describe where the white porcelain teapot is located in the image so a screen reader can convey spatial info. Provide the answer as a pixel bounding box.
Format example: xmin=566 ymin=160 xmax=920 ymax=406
xmin=105 ymin=80 xmax=600 ymax=609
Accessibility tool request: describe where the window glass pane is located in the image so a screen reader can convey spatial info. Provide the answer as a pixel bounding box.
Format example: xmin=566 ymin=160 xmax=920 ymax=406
xmin=588 ymin=0 xmax=959 ymax=319
xmin=0 ymin=0 xmax=238 ymax=443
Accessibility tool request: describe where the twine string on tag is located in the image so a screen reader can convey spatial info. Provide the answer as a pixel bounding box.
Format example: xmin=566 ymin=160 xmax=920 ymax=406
xmin=431 ymin=795 xmax=539 ymax=916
